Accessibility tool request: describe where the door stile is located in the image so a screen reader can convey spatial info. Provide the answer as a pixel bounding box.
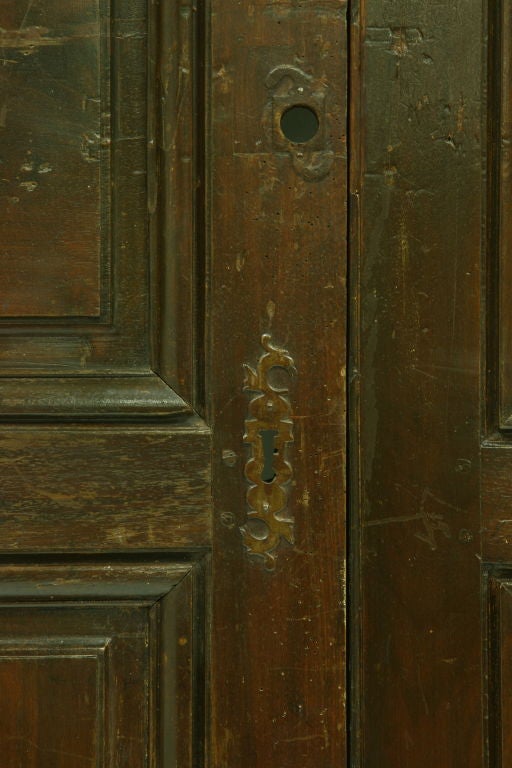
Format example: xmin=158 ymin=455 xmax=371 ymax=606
xmin=348 ymin=0 xmax=364 ymax=765
xmin=209 ymin=1 xmax=349 ymax=765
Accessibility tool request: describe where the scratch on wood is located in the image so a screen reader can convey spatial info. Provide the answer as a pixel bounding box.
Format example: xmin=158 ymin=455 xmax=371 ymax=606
xmin=0 ymin=25 xmax=98 ymax=51
xmin=365 ymin=488 xmax=461 ymax=550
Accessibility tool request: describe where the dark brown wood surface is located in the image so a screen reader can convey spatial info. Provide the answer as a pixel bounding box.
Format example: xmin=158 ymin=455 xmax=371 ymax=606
xmin=498 ymin=0 xmax=512 ymax=429
xmin=0 ymin=557 xmax=205 ymax=767
xmin=0 ymin=421 xmax=211 ymax=552
xmin=0 ymin=0 xmax=213 ymax=764
xmin=0 ymin=0 xmax=201 ymax=416
xmin=0 ymin=0 xmax=105 ymax=318
xmin=0 ymin=0 xmax=348 ymax=764
xmin=210 ymin=1 xmax=347 ymax=766
xmin=350 ymin=0 xmax=512 ymax=763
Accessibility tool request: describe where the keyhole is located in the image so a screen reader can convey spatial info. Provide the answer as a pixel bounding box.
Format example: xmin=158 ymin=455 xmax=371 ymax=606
xmin=280 ymin=105 xmax=320 ymax=143
xmin=260 ymin=429 xmax=279 ymax=483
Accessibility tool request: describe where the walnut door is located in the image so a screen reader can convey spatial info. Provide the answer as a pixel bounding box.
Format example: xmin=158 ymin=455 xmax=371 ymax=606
xmin=351 ymin=0 xmax=512 ymax=766
xmin=0 ymin=1 xmax=347 ymax=766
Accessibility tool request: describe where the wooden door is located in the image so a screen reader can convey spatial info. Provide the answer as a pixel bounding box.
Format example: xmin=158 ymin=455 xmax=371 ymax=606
xmin=350 ymin=0 xmax=512 ymax=765
xmin=0 ymin=1 xmax=346 ymax=766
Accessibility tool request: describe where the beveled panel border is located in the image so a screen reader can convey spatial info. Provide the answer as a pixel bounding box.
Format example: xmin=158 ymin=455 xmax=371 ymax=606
xmin=489 ymin=0 xmax=512 ymax=431
xmin=0 ymin=374 xmax=189 ymax=419
xmin=0 ymin=553 xmax=209 ymax=768
xmin=0 ymin=0 xmax=206 ymax=416
xmin=0 ymin=0 xmax=113 ymax=325
xmin=0 ymin=637 xmax=108 ymax=767
xmin=485 ymin=570 xmax=512 ymax=768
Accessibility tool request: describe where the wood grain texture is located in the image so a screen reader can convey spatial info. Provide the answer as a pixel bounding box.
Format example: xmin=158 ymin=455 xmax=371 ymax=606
xmin=0 ymin=374 xmax=190 ymax=417
xmin=159 ymin=557 xmax=208 ymax=768
xmin=0 ymin=0 xmax=351 ymax=763
xmin=351 ymin=0 xmax=483 ymax=764
xmin=0 ymin=0 xmax=107 ymax=318
xmin=210 ymin=1 xmax=347 ymax=765
xmin=0 ymin=643 xmax=105 ymax=767
xmin=0 ymin=420 xmax=211 ymax=552
xmin=488 ymin=574 xmax=512 ymax=768
xmin=0 ymin=4 xmax=213 ymax=762
xmin=497 ymin=0 xmax=512 ymax=428
xmin=482 ymin=441 xmax=512 ymax=562
xmin=0 ymin=0 xmax=203 ymax=415
xmin=153 ymin=0 xmax=204 ymax=410
xmin=0 ymin=557 xmax=206 ymax=768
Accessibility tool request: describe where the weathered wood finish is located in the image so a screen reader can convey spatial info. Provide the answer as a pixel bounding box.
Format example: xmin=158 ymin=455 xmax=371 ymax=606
xmin=0 ymin=421 xmax=211 ymax=552
xmin=210 ymin=1 xmax=347 ymax=765
xmin=351 ymin=0 xmax=484 ymax=764
xmin=0 ymin=0 xmax=212 ymax=763
xmin=154 ymin=0 xmax=204 ymax=410
xmin=0 ymin=0 xmax=201 ymax=415
xmin=480 ymin=10 xmax=512 ymax=767
xmin=498 ymin=0 xmax=512 ymax=429
xmin=0 ymin=557 xmax=206 ymax=768
xmin=0 ymin=0 xmax=107 ymax=319
xmin=0 ymin=0 xmax=349 ymax=763
xmin=482 ymin=442 xmax=512 ymax=563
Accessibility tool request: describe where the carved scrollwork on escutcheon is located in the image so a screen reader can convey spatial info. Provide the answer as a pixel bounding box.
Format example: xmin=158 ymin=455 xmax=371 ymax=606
xmin=263 ymin=64 xmax=334 ymax=181
xmin=242 ymin=334 xmax=296 ymax=568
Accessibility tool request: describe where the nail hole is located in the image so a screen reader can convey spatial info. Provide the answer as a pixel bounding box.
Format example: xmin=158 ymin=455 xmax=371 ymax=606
xmin=280 ymin=105 xmax=319 ymax=143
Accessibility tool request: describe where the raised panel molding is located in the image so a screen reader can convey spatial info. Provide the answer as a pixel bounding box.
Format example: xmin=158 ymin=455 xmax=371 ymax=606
xmin=0 ymin=0 xmax=203 ymax=415
xmin=488 ymin=574 xmax=512 ymax=766
xmin=0 ymin=556 xmax=207 ymax=768
xmin=0 ymin=639 xmax=108 ymax=767
xmin=494 ymin=0 xmax=512 ymax=429
xmin=0 ymin=0 xmax=110 ymax=320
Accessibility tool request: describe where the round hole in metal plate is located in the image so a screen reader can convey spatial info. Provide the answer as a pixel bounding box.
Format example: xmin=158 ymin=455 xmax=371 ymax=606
xmin=280 ymin=105 xmax=319 ymax=143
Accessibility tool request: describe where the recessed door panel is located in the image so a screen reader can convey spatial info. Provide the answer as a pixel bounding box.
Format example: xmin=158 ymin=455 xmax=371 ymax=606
xmin=0 ymin=558 xmax=206 ymax=768
xmin=0 ymin=0 xmax=198 ymax=415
